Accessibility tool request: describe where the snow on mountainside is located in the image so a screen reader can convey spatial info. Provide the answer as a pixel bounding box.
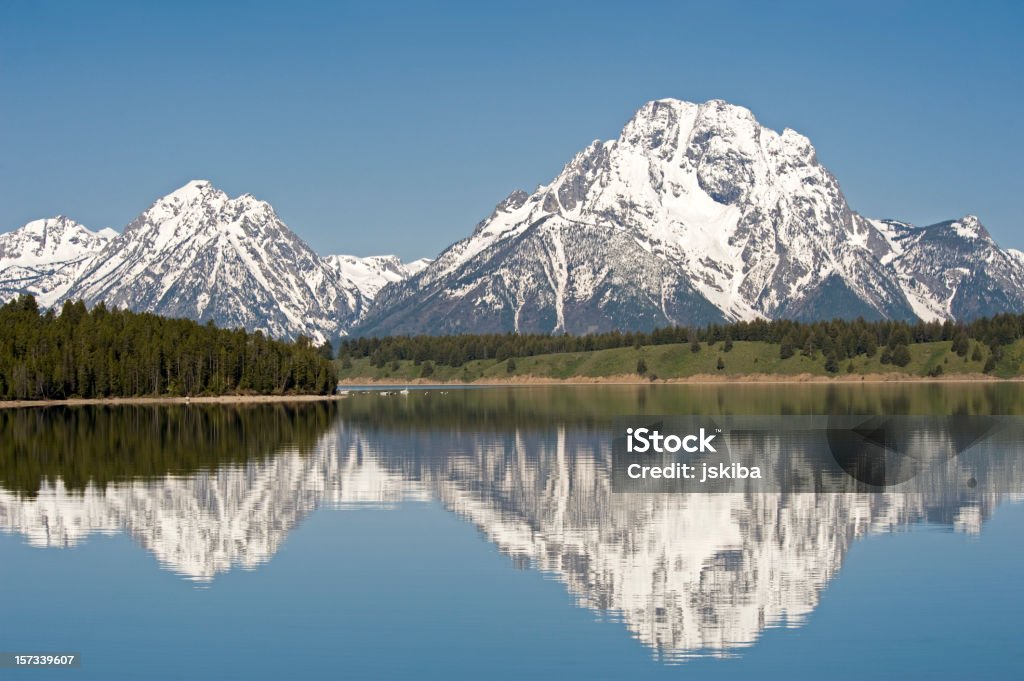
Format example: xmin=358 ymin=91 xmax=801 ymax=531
xmin=51 ymin=180 xmax=377 ymax=343
xmin=1 ymin=183 xmax=430 ymax=341
xmin=872 ymin=215 xmax=1024 ymax=321
xmin=5 ymin=99 xmax=1024 ymax=339
xmin=324 ymin=254 xmax=431 ymax=301
xmin=357 ymin=98 xmax=1024 ymax=335
xmin=0 ymin=217 xmax=115 ymax=307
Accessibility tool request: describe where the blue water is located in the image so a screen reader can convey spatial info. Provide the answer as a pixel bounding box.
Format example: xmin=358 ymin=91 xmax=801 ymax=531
xmin=1 ymin=390 xmax=1022 ymax=680
xmin=2 ymin=501 xmax=1021 ymax=681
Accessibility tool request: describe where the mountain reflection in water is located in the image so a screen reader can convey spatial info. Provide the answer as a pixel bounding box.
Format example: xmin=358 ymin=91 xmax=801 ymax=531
xmin=1 ymin=385 xmax=1022 ymax=662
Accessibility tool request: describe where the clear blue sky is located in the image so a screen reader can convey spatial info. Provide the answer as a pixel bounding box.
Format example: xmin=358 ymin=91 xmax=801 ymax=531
xmin=2 ymin=1 xmax=1021 ymax=261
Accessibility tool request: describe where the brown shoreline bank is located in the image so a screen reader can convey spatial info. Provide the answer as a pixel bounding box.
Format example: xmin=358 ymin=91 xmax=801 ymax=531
xmin=339 ymin=371 xmax=1013 ymax=386
xmin=1 ymin=372 xmax=1018 ymax=407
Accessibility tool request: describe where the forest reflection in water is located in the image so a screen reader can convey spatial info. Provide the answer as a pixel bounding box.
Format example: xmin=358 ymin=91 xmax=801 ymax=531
xmin=1 ymin=383 xmax=1023 ymax=662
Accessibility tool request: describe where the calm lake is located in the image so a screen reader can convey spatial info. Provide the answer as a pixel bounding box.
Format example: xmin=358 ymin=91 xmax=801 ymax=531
xmin=2 ymin=384 xmax=1023 ymax=680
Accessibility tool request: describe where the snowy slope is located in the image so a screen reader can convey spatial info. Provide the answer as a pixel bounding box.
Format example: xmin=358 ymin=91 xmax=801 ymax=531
xmin=323 ymin=254 xmax=431 ymax=300
xmin=358 ymin=98 xmax=1024 ymax=335
xmin=0 ymin=217 xmax=116 ymax=307
xmin=6 ymin=98 xmax=1024 ymax=338
xmin=60 ymin=181 xmax=367 ymax=343
xmin=872 ymin=215 xmax=1024 ymax=321
xmin=1 ymin=184 xmax=431 ymax=340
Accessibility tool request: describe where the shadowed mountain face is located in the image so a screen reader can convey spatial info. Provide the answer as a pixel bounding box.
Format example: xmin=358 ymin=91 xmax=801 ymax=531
xmin=1 ymin=390 xmax=1022 ymax=660
xmin=872 ymin=216 xmax=1024 ymax=320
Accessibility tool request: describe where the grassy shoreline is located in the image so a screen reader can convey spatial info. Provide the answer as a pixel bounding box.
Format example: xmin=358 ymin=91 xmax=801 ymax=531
xmin=336 ymin=338 xmax=1024 ymax=384
xmin=4 ymin=338 xmax=1023 ymax=404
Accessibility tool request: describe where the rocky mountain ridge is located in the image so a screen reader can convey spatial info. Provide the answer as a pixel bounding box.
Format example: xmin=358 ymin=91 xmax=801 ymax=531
xmin=2 ymin=182 xmax=425 ymax=342
xmin=4 ymin=98 xmax=1023 ymax=339
xmin=357 ymin=99 xmax=1024 ymax=335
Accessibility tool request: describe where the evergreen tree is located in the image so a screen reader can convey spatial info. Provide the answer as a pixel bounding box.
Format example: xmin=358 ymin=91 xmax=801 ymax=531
xmin=0 ymin=296 xmax=336 ymax=400
xmin=824 ymin=353 xmax=839 ymax=373
xmin=779 ymin=336 xmax=795 ymax=360
xmin=952 ymin=333 xmax=970 ymax=357
xmin=328 ymin=309 xmax=1024 ymax=376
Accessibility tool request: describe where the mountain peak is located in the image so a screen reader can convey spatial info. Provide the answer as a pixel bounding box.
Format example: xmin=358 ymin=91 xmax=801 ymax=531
xmin=618 ymin=97 xmax=805 ymax=180
xmin=165 ymin=179 xmax=217 ymax=201
xmin=20 ymin=216 xmax=63 ymax=235
xmin=0 ymin=216 xmax=115 ymax=307
xmin=59 ymin=182 xmax=370 ymax=343
xmin=950 ymin=215 xmax=990 ymax=240
xmin=137 ymin=180 xmax=228 ymax=227
xmin=632 ymin=98 xmax=760 ymax=128
xmin=6 ymin=99 xmax=1021 ymax=340
xmin=130 ymin=181 xmax=287 ymax=240
xmin=361 ymin=97 xmax=998 ymax=335
xmin=4 ymin=216 xmax=111 ymax=251
xmin=181 ymin=178 xmax=213 ymax=191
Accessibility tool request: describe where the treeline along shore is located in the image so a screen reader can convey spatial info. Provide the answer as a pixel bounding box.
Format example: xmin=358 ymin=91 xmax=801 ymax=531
xmin=337 ymin=314 xmax=1024 ymax=382
xmin=6 ymin=293 xmax=1024 ymax=401
xmin=0 ymin=296 xmax=337 ymax=400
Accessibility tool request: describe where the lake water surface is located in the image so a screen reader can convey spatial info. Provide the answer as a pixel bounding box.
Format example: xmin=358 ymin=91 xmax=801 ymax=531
xmin=2 ymin=385 xmax=1023 ymax=680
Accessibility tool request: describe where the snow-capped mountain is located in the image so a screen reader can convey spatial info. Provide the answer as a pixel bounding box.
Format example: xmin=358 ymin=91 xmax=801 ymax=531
xmin=1 ymin=183 xmax=430 ymax=341
xmin=324 ymin=254 xmax=431 ymax=301
xmin=873 ymin=215 xmax=1024 ymax=321
xmin=357 ymin=98 xmax=1024 ymax=335
xmin=58 ymin=180 xmax=364 ymax=343
xmin=6 ymin=98 xmax=1024 ymax=339
xmin=0 ymin=217 xmax=116 ymax=307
